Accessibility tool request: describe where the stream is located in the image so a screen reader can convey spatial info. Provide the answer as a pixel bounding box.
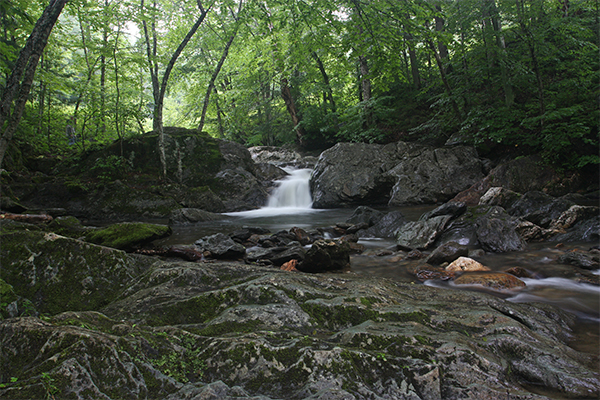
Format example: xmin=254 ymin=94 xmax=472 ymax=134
xmin=155 ymin=168 xmax=600 ymax=358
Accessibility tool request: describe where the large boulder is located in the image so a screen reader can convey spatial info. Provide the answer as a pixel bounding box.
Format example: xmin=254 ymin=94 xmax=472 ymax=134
xmin=475 ymin=206 xmax=526 ymax=253
xmin=0 ymin=226 xmax=153 ymax=315
xmin=310 ymin=142 xmax=485 ymax=208
xmin=310 ymin=143 xmax=398 ymax=208
xmin=385 ymin=145 xmax=485 ymax=205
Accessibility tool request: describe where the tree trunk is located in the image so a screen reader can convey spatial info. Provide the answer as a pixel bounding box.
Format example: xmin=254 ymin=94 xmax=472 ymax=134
xmin=0 ymin=0 xmax=68 ymax=169
xmin=426 ymin=39 xmax=461 ymax=120
xmin=142 ymin=0 xmax=209 ymax=178
xmin=406 ymin=33 xmax=421 ymax=90
xmin=312 ymin=51 xmax=336 ymax=112
xmin=281 ymin=77 xmax=306 ymax=145
xmin=198 ymin=32 xmax=237 ymax=133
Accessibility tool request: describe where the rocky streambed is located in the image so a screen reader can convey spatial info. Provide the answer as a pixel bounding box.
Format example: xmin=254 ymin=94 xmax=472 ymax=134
xmin=1 ymin=210 xmax=599 ymax=399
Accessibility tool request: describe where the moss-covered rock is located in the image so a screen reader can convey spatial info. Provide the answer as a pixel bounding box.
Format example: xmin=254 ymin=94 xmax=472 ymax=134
xmin=0 ymin=230 xmax=155 ymax=315
xmin=85 ymin=222 xmax=172 ymax=251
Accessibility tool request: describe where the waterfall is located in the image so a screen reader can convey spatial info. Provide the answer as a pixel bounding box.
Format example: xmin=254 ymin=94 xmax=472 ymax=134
xmin=267 ymin=168 xmax=313 ymax=209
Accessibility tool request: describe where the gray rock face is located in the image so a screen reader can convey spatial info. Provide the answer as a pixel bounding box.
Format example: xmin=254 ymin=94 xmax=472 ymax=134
xmin=195 ymin=233 xmax=246 ymax=259
xmin=1 ymin=258 xmax=597 ymax=400
xmin=310 ymin=142 xmax=485 ymax=208
xmin=358 ymin=210 xmax=408 ymax=238
xmin=386 ymin=146 xmax=485 ymax=206
xmin=396 ymin=215 xmax=452 ymax=250
xmin=475 ymin=206 xmax=526 ymax=253
xmin=298 ymin=239 xmax=351 ymax=273
xmin=169 ymin=208 xmax=224 ymax=224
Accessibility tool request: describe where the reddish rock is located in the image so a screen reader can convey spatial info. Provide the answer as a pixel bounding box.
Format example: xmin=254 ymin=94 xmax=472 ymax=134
xmin=409 ymin=264 xmax=455 ymax=281
xmin=454 ymin=273 xmax=526 ymax=290
xmin=281 ymin=259 xmax=299 ymax=272
xmin=504 ymin=266 xmax=533 ymax=279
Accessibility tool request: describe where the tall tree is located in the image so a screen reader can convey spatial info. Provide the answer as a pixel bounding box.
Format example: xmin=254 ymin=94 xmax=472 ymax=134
xmin=0 ymin=0 xmax=68 ymax=168
xmin=141 ymin=0 xmax=211 ymax=177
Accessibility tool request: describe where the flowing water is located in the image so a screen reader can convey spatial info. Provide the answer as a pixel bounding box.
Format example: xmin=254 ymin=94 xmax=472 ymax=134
xmin=155 ymin=168 xmax=599 ymax=357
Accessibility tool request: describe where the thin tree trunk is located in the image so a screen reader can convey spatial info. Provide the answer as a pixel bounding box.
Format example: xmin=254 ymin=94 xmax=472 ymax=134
xmin=312 ymin=51 xmax=336 ymax=112
xmin=0 ymin=0 xmax=68 ymax=168
xmin=426 ymin=39 xmax=461 ymax=120
xmin=142 ymin=0 xmax=209 ymax=178
xmin=281 ymin=77 xmax=306 ymax=145
xmin=406 ymin=33 xmax=421 ymax=90
xmin=198 ymin=32 xmax=237 ymax=132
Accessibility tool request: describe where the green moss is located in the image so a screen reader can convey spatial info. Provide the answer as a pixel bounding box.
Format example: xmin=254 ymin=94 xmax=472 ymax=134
xmin=85 ymin=222 xmax=172 ymax=250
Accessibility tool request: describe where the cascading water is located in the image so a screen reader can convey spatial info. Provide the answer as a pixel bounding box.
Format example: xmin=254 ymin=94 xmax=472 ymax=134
xmin=267 ymin=168 xmax=313 ymax=209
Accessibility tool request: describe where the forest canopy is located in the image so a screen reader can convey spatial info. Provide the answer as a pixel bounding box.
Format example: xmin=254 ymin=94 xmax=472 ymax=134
xmin=0 ymin=0 xmax=598 ymax=170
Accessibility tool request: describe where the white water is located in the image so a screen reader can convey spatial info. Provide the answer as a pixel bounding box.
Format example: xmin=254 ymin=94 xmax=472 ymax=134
xmin=226 ymin=168 xmax=319 ymax=218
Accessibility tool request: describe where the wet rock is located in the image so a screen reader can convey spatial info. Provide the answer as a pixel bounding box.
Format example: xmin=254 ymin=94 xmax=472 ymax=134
xmin=195 ymin=233 xmax=246 ymax=259
xmin=453 ymin=272 xmax=526 ymax=290
xmin=478 ymin=187 xmax=521 ymax=209
xmin=558 ymin=249 xmax=600 ymax=270
xmin=426 ymin=241 xmax=469 ymax=265
xmin=345 ymin=206 xmax=385 ymax=227
xmin=406 ymin=249 xmax=424 ymax=260
xmin=297 ymin=239 xmax=351 ymax=273
xmin=280 ymin=259 xmax=299 ymax=271
xmin=551 ymin=215 xmax=600 ymax=243
xmin=310 ymin=143 xmax=397 ymax=208
xmin=168 ymin=208 xmax=223 ymax=224
xmin=550 ymin=205 xmax=599 ymax=230
xmin=419 ymin=201 xmax=467 ymax=221
xmin=246 ymin=245 xmax=306 ymax=267
xmin=395 ymin=215 xmax=452 ymax=250
xmin=165 ymin=246 xmax=204 ymax=262
xmin=230 ymin=227 xmax=271 ymax=244
xmin=508 ymin=191 xmax=574 ymax=228
xmin=290 ymin=226 xmax=312 ymax=245
xmin=358 ymin=210 xmax=408 ymax=238
xmin=408 ymin=264 xmax=455 ymax=281
xmin=215 ymin=168 xmax=269 ymax=211
xmin=386 ymin=145 xmax=485 ymax=206
xmin=475 ymin=207 xmax=525 ymax=253
xmin=514 ymin=220 xmax=561 ymax=242
xmin=345 ymin=222 xmax=369 ymax=234
xmin=445 ymin=257 xmax=491 ymax=273
xmin=504 ymin=266 xmax=535 ymax=279
xmin=85 ymin=222 xmax=172 ymax=251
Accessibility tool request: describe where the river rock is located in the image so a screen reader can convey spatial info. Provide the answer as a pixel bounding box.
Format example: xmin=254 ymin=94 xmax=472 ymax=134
xmin=0 ymin=250 xmax=598 ymax=400
xmin=550 ymin=205 xmax=599 ymax=231
xmin=85 ymin=222 xmax=172 ymax=251
xmin=357 ymin=210 xmax=408 ymax=238
xmin=246 ymin=245 xmax=306 ymax=266
xmin=298 ymin=239 xmax=351 ymax=273
xmin=215 ymin=168 xmax=269 ymax=211
xmin=445 ymin=256 xmax=491 ymax=272
xmin=508 ymin=191 xmax=574 ymax=228
xmin=419 ymin=201 xmax=467 ymax=221
xmin=395 ymin=215 xmax=452 ymax=250
xmin=345 ymin=206 xmax=385 ymax=226
xmin=475 ymin=206 xmax=525 ymax=253
xmin=426 ymin=241 xmax=469 ymax=265
xmin=248 ymin=146 xmax=304 ymax=167
xmin=168 ymin=208 xmax=223 ymax=224
xmin=195 ymin=233 xmax=246 ymax=259
xmin=478 ymin=186 xmax=521 ymax=209
xmin=453 ymin=272 xmax=526 ymax=291
xmin=385 ymin=145 xmax=485 ymax=206
xmin=557 ymin=249 xmax=600 ymax=270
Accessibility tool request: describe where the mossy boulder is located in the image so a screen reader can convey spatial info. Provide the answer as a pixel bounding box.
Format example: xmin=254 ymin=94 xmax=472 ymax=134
xmin=0 ymin=259 xmax=598 ymax=399
xmin=0 ymin=230 xmax=155 ymax=315
xmin=85 ymin=222 xmax=172 ymax=251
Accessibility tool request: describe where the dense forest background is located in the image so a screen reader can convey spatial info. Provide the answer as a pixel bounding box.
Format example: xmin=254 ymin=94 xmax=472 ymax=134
xmin=0 ymin=0 xmax=598 ymax=172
